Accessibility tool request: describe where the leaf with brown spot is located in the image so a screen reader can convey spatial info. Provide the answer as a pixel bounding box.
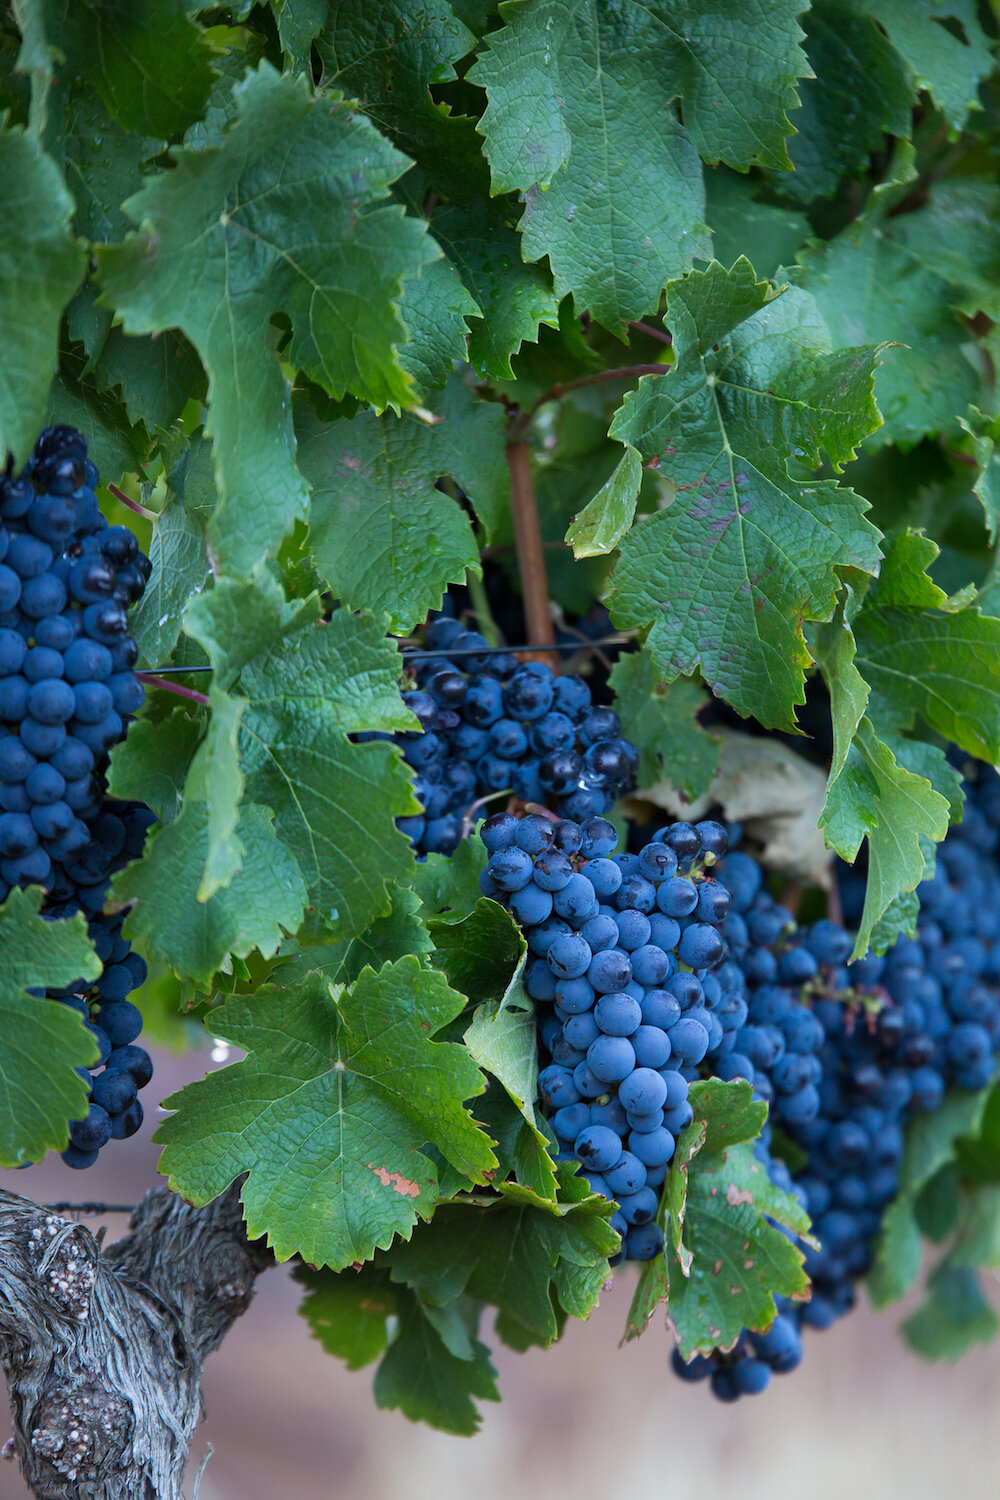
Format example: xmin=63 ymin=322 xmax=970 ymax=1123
xmin=156 ymin=961 xmax=497 ymax=1269
xmin=623 ymin=1078 xmax=765 ymax=1343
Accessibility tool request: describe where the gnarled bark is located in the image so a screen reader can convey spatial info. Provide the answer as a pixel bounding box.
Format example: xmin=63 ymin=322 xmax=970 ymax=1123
xmin=0 ymin=1184 xmax=271 ymax=1500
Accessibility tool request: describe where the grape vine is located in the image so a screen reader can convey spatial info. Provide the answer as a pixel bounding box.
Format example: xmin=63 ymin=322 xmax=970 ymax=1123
xmin=2 ymin=3 xmax=1000 ymax=1494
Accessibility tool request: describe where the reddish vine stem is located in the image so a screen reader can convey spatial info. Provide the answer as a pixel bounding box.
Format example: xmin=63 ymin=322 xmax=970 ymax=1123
xmin=505 ymin=440 xmax=558 ymax=668
xmin=509 ymin=362 xmax=669 ymax=439
xmin=107 ymin=483 xmax=157 ymax=522
xmin=629 ymin=320 xmax=673 ymax=346
xmin=137 ymin=673 xmax=210 ymax=707
xmin=460 ymin=788 xmax=515 ymax=841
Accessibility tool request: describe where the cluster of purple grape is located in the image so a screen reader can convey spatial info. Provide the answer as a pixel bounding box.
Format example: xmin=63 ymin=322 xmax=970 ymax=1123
xmin=480 ymin=809 xmax=735 ymax=1262
xmin=0 ymin=425 xmax=148 ymax=899
xmin=0 ymin=426 xmax=156 ymax=1169
xmin=395 ymin=617 xmax=638 ymax=856
xmin=42 ymin=799 xmax=156 ymax=1167
xmin=674 ymin=766 xmax=1000 ymax=1399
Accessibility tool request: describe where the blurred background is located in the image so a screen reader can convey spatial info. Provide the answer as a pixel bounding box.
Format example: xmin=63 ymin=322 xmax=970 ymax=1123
xmin=3 ymin=1039 xmax=999 ymax=1500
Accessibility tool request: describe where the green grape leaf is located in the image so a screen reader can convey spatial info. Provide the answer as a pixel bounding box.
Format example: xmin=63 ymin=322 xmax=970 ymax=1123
xmin=0 ymin=889 xmax=101 ymax=1168
xmin=952 ymin=1185 xmax=1000 ymax=1270
xmin=955 ymin=1081 xmax=1000 ymax=1187
xmin=625 ymin=1078 xmax=769 ymax=1341
xmin=89 ymin=327 xmax=205 ymax=439
xmin=666 ymin=1102 xmax=811 ymax=1355
xmin=797 ymin=214 xmax=978 ymax=448
xmin=116 ymin=793 xmax=307 ymax=983
xmin=607 ymin=260 xmax=883 ymax=729
xmin=610 ymin=650 xmax=721 ymax=800
xmin=313 ymin=0 xmax=487 ymax=193
xmin=45 ymin=356 xmax=149 ymax=483
xmin=185 ymin=581 xmax=419 ymax=941
xmin=428 ymin=898 xmax=525 ymax=1010
xmin=197 ymin=686 xmax=246 ymax=901
xmin=819 ymin=716 xmax=950 ymax=958
xmin=565 ymin=446 xmax=643 ymax=559
xmin=155 ymin=962 xmax=497 ymax=1268
xmin=374 ymin=1288 xmax=500 ymax=1436
xmin=18 ymin=0 xmax=216 ymax=138
xmin=129 ymin=499 xmax=212 ymax=667
xmin=870 ymin=1088 xmax=989 ymax=1307
xmin=273 ymin=0 xmax=328 ymax=69
xmin=296 ymin=374 xmax=507 ymax=629
xmin=463 ymin=993 xmax=557 ymax=1202
xmin=276 ymin=887 xmax=434 ymax=989
xmin=107 ymin=709 xmax=202 ymax=820
xmin=863 ymin=0 xmax=993 ymax=132
xmin=384 ymin=1177 xmax=618 ymax=1350
xmin=625 ymin=1080 xmax=808 ymax=1352
xmin=62 ymin=85 xmax=162 ymax=244
xmin=397 ymin=257 xmax=478 ymax=393
xmin=410 ymin=836 xmax=489 ymax=925
xmin=469 ymin=2 xmax=715 ymax=332
xmin=704 ymin=171 xmax=809 ymax=280
xmin=98 ymin=64 xmax=438 ymax=578
xmin=296 ymin=1263 xmax=395 ymax=1371
xmin=777 ymin=0 xmax=913 ymax=204
xmin=846 ymin=530 xmax=1000 ymax=763
xmin=883 ymin=182 xmax=1000 ymax=323
xmin=431 ymin=199 xmax=560 ymax=379
xmin=903 ymin=1262 xmax=999 ymax=1362
xmin=959 ymin=407 xmax=1000 ymax=545
xmin=0 ymin=121 xmax=86 ymax=469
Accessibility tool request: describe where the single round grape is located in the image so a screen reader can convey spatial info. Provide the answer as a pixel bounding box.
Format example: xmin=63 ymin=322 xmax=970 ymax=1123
xmin=624 ymin=1222 xmax=664 ymax=1261
xmin=587 ymin=1034 xmax=636 ymax=1083
xmin=110 ymin=1099 xmax=144 ymax=1139
xmin=20 ymin=572 xmax=67 ymax=618
xmin=20 ymin=716 xmax=66 ymax=758
xmin=537 ymin=1064 xmax=580 ymax=1109
xmin=573 ymin=1124 xmax=625 ymax=1172
xmin=604 ymin=1151 xmax=646 ymax=1196
xmin=488 ymin=845 xmax=534 ymax=891
xmin=96 ymin=999 xmax=143 ymax=1046
xmin=678 ymin=923 xmax=725 ymax=971
xmin=514 ymin=813 xmax=555 ymax=856
xmin=581 ymin=857 xmax=622 ymax=900
xmin=509 ymin=882 xmax=554 ymax=926
xmin=554 ymin=977 xmax=596 ymax=1015
xmin=618 ymin=1186 xmax=659 ymax=1226
xmin=547 ymin=932 xmax=593 ymax=980
xmin=593 ymin=992 xmax=642 ymax=1037
xmin=619 ymin=1067 xmax=668 ymax=1115
xmin=531 ymin=847 xmax=574 ymax=892
xmin=68 ymin=1102 xmax=112 ymax=1152
xmin=579 ymin=816 xmax=617 ymax=860
xmin=631 ymin=944 xmax=671 ymax=987
xmin=26 ymin=677 xmax=75 ymax=725
xmin=614 ymin=909 xmax=651 ymax=952
xmin=631 ymin=1024 xmax=672 ymax=1070
xmin=656 ymin=877 xmax=699 ymax=918
xmin=106 ymin=1044 xmax=153 ymax=1088
xmin=588 ymin=948 xmax=633 ymax=994
xmin=563 ymin=1012 xmax=599 ymax=1051
xmin=668 ymin=1015 xmax=710 ymax=1065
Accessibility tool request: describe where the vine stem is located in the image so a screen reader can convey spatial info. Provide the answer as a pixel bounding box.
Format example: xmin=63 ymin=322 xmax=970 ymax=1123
xmin=629 ymin=321 xmax=673 ymax=346
xmin=509 ymin=362 xmax=669 ymax=440
xmin=460 ymin=788 xmax=515 ymax=841
xmin=506 ymin=440 xmax=558 ymax=668
xmin=107 ymin=483 xmax=157 ymax=522
xmin=137 ymin=673 xmax=210 ymax=707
